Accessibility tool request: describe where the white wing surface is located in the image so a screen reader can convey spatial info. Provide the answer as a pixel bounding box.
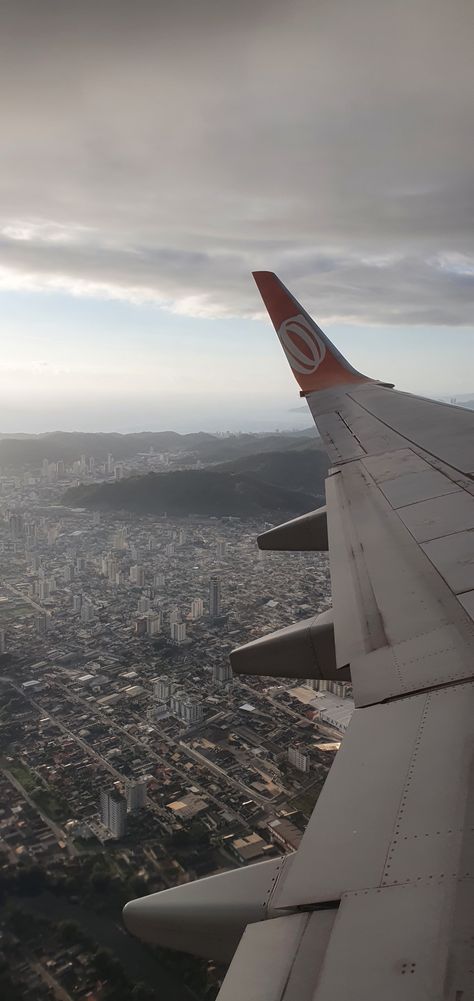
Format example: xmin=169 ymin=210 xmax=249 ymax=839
xmin=124 ymin=273 xmax=474 ymax=1001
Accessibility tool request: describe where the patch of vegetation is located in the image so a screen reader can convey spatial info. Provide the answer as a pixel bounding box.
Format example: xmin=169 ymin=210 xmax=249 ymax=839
xmin=9 ymin=761 xmax=38 ymax=794
xmin=289 ymin=783 xmax=324 ymax=820
xmin=32 ymin=788 xmax=70 ymax=823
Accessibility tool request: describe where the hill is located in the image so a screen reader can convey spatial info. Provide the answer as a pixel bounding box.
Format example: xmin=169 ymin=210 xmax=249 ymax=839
xmin=0 ymin=429 xmax=319 ymax=469
xmin=63 ymin=468 xmax=321 ymax=518
xmin=217 ymin=447 xmax=329 ymax=495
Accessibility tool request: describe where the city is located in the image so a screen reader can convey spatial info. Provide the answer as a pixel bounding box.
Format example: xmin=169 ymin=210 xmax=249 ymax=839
xmin=0 ymin=438 xmax=352 ymax=1000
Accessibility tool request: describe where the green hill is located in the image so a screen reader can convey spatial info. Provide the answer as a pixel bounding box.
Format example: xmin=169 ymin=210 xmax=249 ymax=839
xmin=63 ymin=467 xmax=321 ymax=518
xmin=217 ymin=447 xmax=329 ymax=495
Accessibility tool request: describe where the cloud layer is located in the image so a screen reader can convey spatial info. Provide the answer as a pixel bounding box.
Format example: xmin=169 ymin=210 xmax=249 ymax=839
xmin=1 ymin=0 xmax=473 ymax=323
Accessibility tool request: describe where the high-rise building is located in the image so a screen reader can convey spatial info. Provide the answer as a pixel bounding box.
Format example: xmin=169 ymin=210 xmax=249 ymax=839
xmin=152 ymin=702 xmax=170 ymax=721
xmin=130 ymin=565 xmax=145 ymax=587
xmin=165 ymin=542 xmax=175 ymax=557
xmin=107 ymin=453 xmax=114 ymax=474
xmin=307 ymin=679 xmax=330 ymax=692
xmin=152 ymin=676 xmax=172 ymax=700
xmin=35 ymin=613 xmax=47 ymax=634
xmin=126 ymin=778 xmax=148 ymax=813
xmin=307 ymin=679 xmax=352 ymax=699
xmin=138 ymin=596 xmax=151 ymax=614
xmin=134 ymin=617 xmax=147 ymax=636
xmin=169 ymin=691 xmax=203 ymax=724
xmin=181 ymin=697 xmax=203 ymax=725
xmin=209 ymin=576 xmax=221 ymax=618
xmin=25 ymin=521 xmax=37 ymax=543
xmin=80 ymin=600 xmax=94 ymax=623
xmin=170 ymin=621 xmax=186 ymax=645
xmin=153 ymin=573 xmax=165 ymax=588
xmin=190 ymin=598 xmax=204 ymax=620
xmin=169 ymin=607 xmax=180 ymax=625
xmin=47 ymin=526 xmax=58 ymax=545
xmin=216 ymin=539 xmax=227 ymax=558
xmin=38 ymin=579 xmax=50 ymax=602
xmin=113 ymin=527 xmax=127 ymax=550
xmin=72 ymin=593 xmax=82 ymax=613
xmin=115 ymin=464 xmax=124 ymax=481
xmin=288 ymin=746 xmax=310 ymax=773
xmin=100 ymin=789 xmax=127 ymax=837
xmin=146 ymin=611 xmax=161 ymax=636
xmin=212 ymin=662 xmax=233 ymax=685
xmin=107 ymin=559 xmax=119 ymax=583
xmin=0 ymin=629 xmax=6 ymax=654
xmin=9 ymin=513 xmax=25 ymax=539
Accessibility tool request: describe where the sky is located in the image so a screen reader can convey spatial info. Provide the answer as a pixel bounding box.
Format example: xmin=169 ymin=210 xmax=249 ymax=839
xmin=0 ymin=0 xmax=473 ymax=432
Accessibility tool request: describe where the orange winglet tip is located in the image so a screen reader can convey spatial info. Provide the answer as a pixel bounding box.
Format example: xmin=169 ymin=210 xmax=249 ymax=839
xmin=252 ymin=271 xmax=371 ymax=394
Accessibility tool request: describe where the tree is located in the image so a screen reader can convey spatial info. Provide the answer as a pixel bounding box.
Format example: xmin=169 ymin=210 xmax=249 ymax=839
xmin=131 ymin=984 xmax=156 ymax=1001
xmin=58 ymin=919 xmax=84 ymax=947
xmin=93 ymin=947 xmax=123 ymax=984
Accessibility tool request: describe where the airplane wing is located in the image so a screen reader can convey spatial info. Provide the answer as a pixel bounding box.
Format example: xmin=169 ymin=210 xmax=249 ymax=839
xmin=124 ymin=273 xmax=474 ymax=1000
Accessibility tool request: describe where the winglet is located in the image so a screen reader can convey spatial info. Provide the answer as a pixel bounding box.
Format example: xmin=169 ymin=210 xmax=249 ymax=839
xmin=253 ymin=271 xmax=372 ymax=395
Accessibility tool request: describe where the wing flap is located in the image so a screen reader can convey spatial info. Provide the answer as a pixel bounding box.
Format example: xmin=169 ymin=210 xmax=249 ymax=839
xmin=274 ymin=683 xmax=474 ymax=909
xmin=326 ymin=456 xmax=474 ymax=704
xmin=217 ymin=910 xmax=337 ymax=1001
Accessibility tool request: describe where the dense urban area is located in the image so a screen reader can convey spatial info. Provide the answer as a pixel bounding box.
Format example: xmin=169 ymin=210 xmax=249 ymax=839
xmin=0 ymin=435 xmax=353 ymax=1000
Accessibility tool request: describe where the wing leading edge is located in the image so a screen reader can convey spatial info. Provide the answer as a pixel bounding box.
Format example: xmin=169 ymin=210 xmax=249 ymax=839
xmin=124 ymin=275 xmax=474 ymax=1001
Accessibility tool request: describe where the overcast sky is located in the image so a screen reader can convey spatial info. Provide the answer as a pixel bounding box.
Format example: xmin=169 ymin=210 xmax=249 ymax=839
xmin=0 ymin=0 xmax=473 ymax=432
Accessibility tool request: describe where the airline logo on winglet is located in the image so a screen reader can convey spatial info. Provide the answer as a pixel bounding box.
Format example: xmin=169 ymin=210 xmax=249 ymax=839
xmin=278 ymin=314 xmax=326 ymax=376
xmin=253 ymin=270 xmax=373 ymax=394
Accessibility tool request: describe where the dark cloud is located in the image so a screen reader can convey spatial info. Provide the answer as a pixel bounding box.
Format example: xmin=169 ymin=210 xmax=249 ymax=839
xmin=0 ymin=0 xmax=473 ymax=322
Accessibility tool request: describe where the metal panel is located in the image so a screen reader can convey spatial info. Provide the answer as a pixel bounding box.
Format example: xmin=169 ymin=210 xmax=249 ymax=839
xmin=349 ymin=383 xmax=474 ymax=474
xmin=274 ymin=697 xmax=427 ymax=908
xmin=311 ymin=412 xmax=365 ymax=463
xmin=217 ymin=914 xmax=308 ymax=1001
xmin=335 ymin=407 xmax=408 ymax=456
xmin=313 ymin=882 xmax=458 ymax=1001
xmin=217 ymin=910 xmax=337 ymax=1001
xmin=281 ymin=910 xmax=337 ymax=1001
xmin=326 ymin=470 xmax=387 ymax=668
xmin=458 ymin=589 xmax=474 ymax=619
xmin=397 ymin=490 xmax=474 ymax=543
xmin=378 ymin=468 xmax=460 ymax=509
xmin=362 ymin=448 xmax=428 ymax=482
xmin=422 ymin=529 xmax=474 ymax=594
xmin=351 ymin=623 xmax=474 ymax=707
xmin=380 ymin=684 xmax=474 ymax=886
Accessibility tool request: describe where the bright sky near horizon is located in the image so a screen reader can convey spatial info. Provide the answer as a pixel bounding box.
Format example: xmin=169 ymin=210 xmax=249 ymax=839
xmin=0 ymin=1 xmax=473 ymax=432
